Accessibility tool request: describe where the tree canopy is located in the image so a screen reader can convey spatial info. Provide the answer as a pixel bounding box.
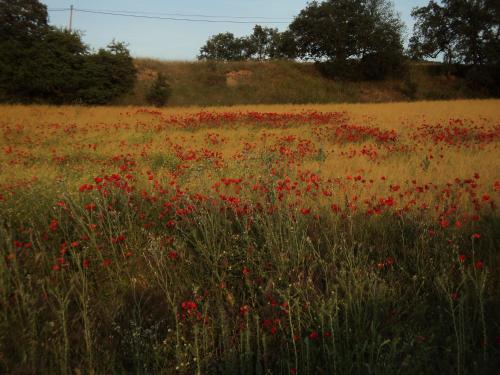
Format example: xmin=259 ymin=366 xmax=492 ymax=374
xmin=410 ymin=0 xmax=500 ymax=66
xmin=198 ymin=0 xmax=404 ymax=80
xmin=289 ymin=0 xmax=404 ymax=62
xmin=0 ymin=0 xmax=137 ymax=104
xmin=198 ymin=26 xmax=297 ymax=61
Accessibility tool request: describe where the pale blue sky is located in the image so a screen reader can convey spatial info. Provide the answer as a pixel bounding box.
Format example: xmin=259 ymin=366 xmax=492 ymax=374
xmin=43 ymin=1 xmax=429 ymax=60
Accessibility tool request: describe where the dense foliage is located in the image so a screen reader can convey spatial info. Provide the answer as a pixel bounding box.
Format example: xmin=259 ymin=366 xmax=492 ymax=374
xmin=146 ymin=73 xmax=172 ymax=107
xmin=0 ymin=0 xmax=136 ymax=104
xmin=198 ymin=0 xmax=405 ymax=80
xmin=410 ymin=0 xmax=500 ymax=94
xmin=290 ymin=0 xmax=405 ymax=80
xmin=198 ymin=26 xmax=297 ymax=61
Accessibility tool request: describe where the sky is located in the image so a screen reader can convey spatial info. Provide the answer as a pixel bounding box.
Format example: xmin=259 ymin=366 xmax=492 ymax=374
xmin=43 ymin=0 xmax=430 ymax=60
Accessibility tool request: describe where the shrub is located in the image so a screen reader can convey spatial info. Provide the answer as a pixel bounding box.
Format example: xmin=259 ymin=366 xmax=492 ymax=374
xmin=146 ymin=73 xmax=172 ymax=107
xmin=0 ymin=1 xmax=136 ymax=104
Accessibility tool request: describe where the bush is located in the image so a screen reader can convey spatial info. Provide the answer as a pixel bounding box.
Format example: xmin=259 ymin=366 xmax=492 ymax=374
xmin=0 ymin=1 xmax=136 ymax=104
xmin=78 ymin=42 xmax=137 ymax=105
xmin=361 ymin=52 xmax=407 ymax=81
xmin=316 ymin=60 xmax=363 ymax=81
xmin=146 ymin=73 xmax=172 ymax=107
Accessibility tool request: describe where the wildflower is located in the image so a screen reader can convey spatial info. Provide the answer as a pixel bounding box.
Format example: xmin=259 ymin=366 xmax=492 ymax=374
xmin=181 ymin=301 xmax=197 ymax=311
xmin=102 ymin=259 xmax=112 ymax=267
xmin=84 ymin=203 xmax=96 ymax=212
xmin=300 ymin=207 xmax=311 ymax=215
xmin=78 ymin=184 xmax=93 ymax=192
xmin=474 ymin=260 xmax=484 ymax=270
xmin=471 ymin=233 xmax=481 ymax=239
xmin=49 ymin=219 xmax=58 ymax=232
xmin=440 ymin=219 xmax=449 ymax=229
xmin=242 ymin=267 xmax=250 ymax=277
xmin=82 ymin=259 xmax=90 ymax=269
xmin=309 ymin=331 xmax=319 ymax=340
xmin=168 ymin=251 xmax=178 ymax=260
xmin=331 ymin=204 xmax=341 ymax=213
xmin=239 ymin=305 xmax=250 ymax=316
xmin=458 ymin=254 xmax=466 ymax=263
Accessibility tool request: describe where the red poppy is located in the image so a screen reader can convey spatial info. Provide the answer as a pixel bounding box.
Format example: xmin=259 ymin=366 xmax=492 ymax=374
xmin=102 ymin=259 xmax=112 ymax=267
xmin=309 ymin=331 xmax=319 ymax=340
xmin=181 ymin=301 xmax=197 ymax=311
xmin=49 ymin=219 xmax=58 ymax=232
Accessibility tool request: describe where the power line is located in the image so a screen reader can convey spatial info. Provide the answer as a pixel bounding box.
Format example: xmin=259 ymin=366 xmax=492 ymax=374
xmin=76 ymin=8 xmax=292 ymax=21
xmin=47 ymin=7 xmax=291 ymax=24
xmin=71 ymin=8 xmax=291 ymax=24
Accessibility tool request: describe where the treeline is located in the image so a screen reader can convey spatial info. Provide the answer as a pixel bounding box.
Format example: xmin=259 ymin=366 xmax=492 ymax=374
xmin=0 ymin=0 xmax=136 ymax=104
xmin=199 ymin=0 xmax=500 ymax=89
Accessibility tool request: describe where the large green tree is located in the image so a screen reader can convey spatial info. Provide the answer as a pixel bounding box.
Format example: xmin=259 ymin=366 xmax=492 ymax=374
xmin=410 ymin=0 xmax=500 ymax=66
xmin=289 ymin=0 xmax=405 ymax=79
xmin=0 ymin=0 xmax=136 ymax=104
xmin=198 ymin=33 xmax=247 ymax=61
xmin=289 ymin=0 xmax=404 ymax=61
xmin=198 ymin=27 xmax=297 ymax=61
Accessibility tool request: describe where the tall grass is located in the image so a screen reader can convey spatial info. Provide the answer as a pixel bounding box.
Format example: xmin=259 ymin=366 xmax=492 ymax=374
xmin=116 ymin=60 xmax=484 ymax=107
xmin=0 ymin=102 xmax=499 ymax=374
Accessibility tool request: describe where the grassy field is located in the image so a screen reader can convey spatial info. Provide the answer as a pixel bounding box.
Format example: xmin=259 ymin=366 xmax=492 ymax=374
xmin=0 ymin=100 xmax=499 ymax=374
xmin=118 ymin=60 xmax=483 ymax=107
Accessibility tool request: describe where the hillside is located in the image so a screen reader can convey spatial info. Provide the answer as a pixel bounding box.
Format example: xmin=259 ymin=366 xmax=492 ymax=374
xmin=118 ymin=59 xmax=489 ymax=107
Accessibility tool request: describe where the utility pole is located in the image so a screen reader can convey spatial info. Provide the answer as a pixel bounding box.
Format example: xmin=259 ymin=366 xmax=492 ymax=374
xmin=68 ymin=5 xmax=74 ymax=32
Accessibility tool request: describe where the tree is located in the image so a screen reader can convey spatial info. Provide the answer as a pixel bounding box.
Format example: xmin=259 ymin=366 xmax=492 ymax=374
xmin=78 ymin=41 xmax=137 ymax=105
xmin=289 ymin=0 xmax=405 ymax=79
xmin=0 ymin=0 xmax=137 ymax=104
xmin=409 ymin=1 xmax=455 ymax=64
xmin=146 ymin=73 xmax=172 ymax=107
xmin=410 ymin=0 xmax=500 ymax=66
xmin=268 ymin=30 xmax=297 ymax=59
xmin=248 ymin=25 xmax=276 ymax=60
xmin=0 ymin=0 xmax=49 ymax=41
xmin=198 ymin=27 xmax=297 ymax=61
xmin=247 ymin=26 xmax=298 ymax=60
xmin=198 ymin=33 xmax=246 ymax=61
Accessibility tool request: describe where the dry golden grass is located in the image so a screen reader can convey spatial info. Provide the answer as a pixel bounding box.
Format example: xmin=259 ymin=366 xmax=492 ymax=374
xmin=1 ymin=100 xmax=499 ymax=208
xmin=1 ymin=100 xmax=499 ymax=375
